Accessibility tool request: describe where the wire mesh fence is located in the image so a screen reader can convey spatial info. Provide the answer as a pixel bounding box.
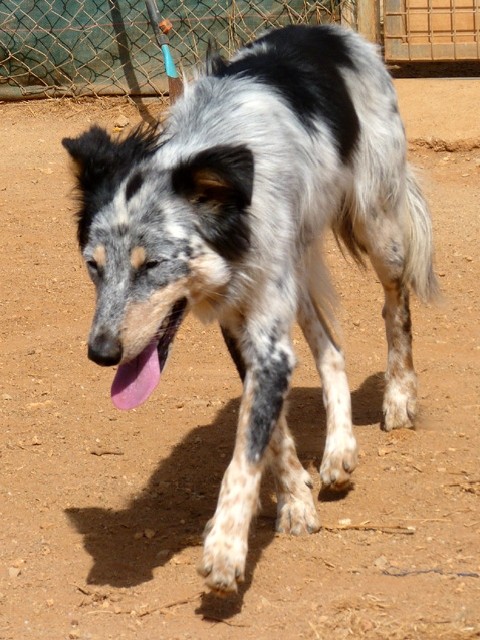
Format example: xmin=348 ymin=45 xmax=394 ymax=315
xmin=0 ymin=0 xmax=350 ymax=100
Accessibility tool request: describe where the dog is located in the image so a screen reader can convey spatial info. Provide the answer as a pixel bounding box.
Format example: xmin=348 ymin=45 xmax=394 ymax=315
xmin=63 ymin=24 xmax=438 ymax=594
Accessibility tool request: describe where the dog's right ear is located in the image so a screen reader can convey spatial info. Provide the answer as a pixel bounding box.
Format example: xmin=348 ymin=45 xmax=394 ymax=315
xmin=62 ymin=125 xmax=159 ymax=188
xmin=62 ymin=126 xmax=110 ymax=165
xmin=62 ymin=126 xmax=127 ymax=187
xmin=62 ymin=127 xmax=122 ymax=248
xmin=62 ymin=126 xmax=159 ymax=248
xmin=62 ymin=125 xmax=123 ymax=213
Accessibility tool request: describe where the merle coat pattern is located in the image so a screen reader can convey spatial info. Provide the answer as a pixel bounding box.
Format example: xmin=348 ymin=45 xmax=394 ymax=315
xmin=63 ymin=24 xmax=438 ymax=594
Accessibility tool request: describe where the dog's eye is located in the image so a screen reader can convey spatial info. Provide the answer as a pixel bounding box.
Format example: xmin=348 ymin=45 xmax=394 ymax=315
xmin=145 ymin=260 xmax=160 ymax=270
xmin=86 ymin=259 xmax=99 ymax=272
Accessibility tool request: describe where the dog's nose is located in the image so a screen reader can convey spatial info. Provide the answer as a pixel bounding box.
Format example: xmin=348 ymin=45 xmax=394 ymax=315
xmin=88 ymin=332 xmax=122 ymax=366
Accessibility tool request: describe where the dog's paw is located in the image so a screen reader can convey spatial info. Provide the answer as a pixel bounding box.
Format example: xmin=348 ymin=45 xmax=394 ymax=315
xmin=275 ymin=469 xmax=320 ymax=535
xmin=320 ymin=433 xmax=358 ymax=490
xmin=275 ymin=496 xmax=320 ymax=535
xmin=197 ymin=521 xmax=247 ymax=594
xmin=382 ymin=381 xmax=416 ymax=431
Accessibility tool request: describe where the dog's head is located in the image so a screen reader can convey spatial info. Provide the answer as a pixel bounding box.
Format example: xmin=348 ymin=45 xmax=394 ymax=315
xmin=63 ymin=126 xmax=253 ymax=409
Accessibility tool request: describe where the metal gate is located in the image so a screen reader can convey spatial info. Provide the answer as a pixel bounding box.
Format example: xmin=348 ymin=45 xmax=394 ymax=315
xmin=384 ymin=0 xmax=480 ymax=61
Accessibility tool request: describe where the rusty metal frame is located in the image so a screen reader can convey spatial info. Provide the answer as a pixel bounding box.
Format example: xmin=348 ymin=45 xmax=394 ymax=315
xmin=384 ymin=0 xmax=480 ymax=60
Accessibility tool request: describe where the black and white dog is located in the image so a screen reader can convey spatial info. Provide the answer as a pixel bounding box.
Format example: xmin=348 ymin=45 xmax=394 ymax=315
xmin=63 ymin=24 xmax=438 ymax=594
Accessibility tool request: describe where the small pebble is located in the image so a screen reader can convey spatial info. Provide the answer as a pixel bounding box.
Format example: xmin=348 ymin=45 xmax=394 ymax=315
xmin=114 ymin=114 xmax=129 ymax=128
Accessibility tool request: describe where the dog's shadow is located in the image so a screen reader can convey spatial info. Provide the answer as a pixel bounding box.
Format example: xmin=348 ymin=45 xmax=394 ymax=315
xmin=66 ymin=373 xmax=384 ymax=615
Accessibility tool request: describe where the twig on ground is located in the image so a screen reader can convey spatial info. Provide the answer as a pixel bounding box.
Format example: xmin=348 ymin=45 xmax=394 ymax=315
xmin=137 ymin=591 xmax=204 ymax=617
xmin=383 ymin=567 xmax=480 ymax=578
xmin=324 ymin=523 xmax=415 ymax=535
xmin=447 ymin=479 xmax=480 ymax=487
xmin=90 ymin=448 xmax=124 ymax=456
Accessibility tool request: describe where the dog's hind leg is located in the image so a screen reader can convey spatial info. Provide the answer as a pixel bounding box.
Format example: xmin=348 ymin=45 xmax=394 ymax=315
xmin=361 ymin=229 xmax=417 ymax=432
xmin=352 ymin=168 xmax=437 ymax=431
xmin=380 ymin=282 xmax=416 ymax=431
xmin=298 ymin=292 xmax=358 ymax=490
xmin=362 ymin=240 xmax=416 ymax=431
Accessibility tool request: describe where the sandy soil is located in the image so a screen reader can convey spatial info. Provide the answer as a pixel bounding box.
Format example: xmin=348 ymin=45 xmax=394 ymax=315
xmin=0 ymin=80 xmax=479 ymax=640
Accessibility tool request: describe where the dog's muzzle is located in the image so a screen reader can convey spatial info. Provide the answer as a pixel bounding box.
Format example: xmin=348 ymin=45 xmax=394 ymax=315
xmin=109 ymin=297 xmax=188 ymax=410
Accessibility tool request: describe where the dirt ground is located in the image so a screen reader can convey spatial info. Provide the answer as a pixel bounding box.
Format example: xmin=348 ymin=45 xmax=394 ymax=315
xmin=1 ymin=79 xmax=479 ymax=640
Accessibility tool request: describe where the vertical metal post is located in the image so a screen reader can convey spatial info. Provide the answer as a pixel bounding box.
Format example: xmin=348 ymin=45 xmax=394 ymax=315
xmin=357 ymin=0 xmax=381 ymax=43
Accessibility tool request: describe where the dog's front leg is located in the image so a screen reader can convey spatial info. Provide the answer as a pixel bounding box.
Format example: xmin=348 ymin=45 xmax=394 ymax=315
xmin=198 ymin=333 xmax=294 ymax=594
xmin=268 ymin=412 xmax=321 ymax=535
xmin=298 ymin=292 xmax=358 ymax=490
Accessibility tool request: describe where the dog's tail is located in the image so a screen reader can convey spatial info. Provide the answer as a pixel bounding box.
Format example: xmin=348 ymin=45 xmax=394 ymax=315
xmin=402 ymin=165 xmax=440 ymax=303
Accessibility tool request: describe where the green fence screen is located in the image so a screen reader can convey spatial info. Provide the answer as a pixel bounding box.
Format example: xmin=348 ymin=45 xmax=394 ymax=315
xmin=0 ymin=1 xmax=341 ymax=99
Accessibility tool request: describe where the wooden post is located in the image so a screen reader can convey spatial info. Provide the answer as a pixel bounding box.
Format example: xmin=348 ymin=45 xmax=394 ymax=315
xmin=340 ymin=0 xmax=356 ymax=30
xmin=356 ymin=0 xmax=381 ymax=43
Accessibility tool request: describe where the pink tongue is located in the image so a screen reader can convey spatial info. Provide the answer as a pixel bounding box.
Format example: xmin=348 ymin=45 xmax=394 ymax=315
xmin=111 ymin=341 xmax=160 ymax=410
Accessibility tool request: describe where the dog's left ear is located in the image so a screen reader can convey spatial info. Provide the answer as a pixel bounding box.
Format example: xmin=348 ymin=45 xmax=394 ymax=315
xmin=172 ymin=145 xmax=254 ymax=210
xmin=205 ymin=40 xmax=228 ymax=76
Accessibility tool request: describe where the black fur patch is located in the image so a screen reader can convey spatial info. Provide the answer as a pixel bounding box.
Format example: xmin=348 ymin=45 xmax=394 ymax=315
xmin=221 ymin=326 xmax=246 ymax=382
xmin=172 ymin=145 xmax=254 ymax=260
xmin=212 ymin=25 xmax=360 ymax=162
xmin=248 ymin=350 xmax=292 ymax=462
xmin=125 ymin=171 xmax=144 ymax=202
xmin=62 ymin=126 xmax=159 ymax=248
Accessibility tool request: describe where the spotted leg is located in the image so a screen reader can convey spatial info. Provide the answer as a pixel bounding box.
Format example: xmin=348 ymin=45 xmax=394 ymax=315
xmin=198 ymin=322 xmax=295 ymax=593
xmin=379 ymin=282 xmax=416 ymax=430
xmin=354 ymin=212 xmax=418 ymax=431
xmin=297 ymin=292 xmax=358 ymax=490
xmin=267 ymin=413 xmax=320 ymax=535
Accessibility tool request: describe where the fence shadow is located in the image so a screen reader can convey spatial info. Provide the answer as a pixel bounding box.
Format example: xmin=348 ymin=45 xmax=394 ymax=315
xmin=108 ymin=0 xmax=158 ymax=126
xmin=66 ymin=373 xmax=384 ymax=612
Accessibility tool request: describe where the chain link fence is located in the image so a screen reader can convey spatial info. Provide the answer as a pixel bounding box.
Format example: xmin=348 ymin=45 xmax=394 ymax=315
xmin=0 ymin=1 xmax=351 ymax=100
